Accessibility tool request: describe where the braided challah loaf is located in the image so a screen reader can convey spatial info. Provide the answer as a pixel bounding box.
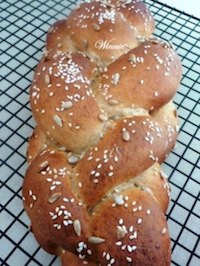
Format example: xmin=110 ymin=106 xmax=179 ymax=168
xmin=22 ymin=0 xmax=182 ymax=265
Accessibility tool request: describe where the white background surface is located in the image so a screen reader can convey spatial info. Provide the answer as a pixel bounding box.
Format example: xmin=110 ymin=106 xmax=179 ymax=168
xmin=158 ymin=0 xmax=200 ymax=18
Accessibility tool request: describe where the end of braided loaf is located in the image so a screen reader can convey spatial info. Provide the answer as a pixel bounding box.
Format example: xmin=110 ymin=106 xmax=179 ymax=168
xmin=23 ymin=1 xmax=182 ymax=265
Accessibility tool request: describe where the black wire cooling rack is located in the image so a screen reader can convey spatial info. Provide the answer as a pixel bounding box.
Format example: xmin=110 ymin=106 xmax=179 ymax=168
xmin=0 ymin=0 xmax=200 ymax=265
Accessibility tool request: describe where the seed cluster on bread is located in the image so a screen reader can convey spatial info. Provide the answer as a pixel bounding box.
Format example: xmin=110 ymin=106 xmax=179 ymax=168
xmin=22 ymin=0 xmax=182 ymax=265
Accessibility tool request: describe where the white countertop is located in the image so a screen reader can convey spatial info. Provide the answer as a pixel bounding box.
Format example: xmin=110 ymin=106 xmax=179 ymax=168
xmin=158 ymin=0 xmax=200 ymax=18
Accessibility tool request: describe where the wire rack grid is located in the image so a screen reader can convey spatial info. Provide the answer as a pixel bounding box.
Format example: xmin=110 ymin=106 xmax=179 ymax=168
xmin=0 ymin=0 xmax=200 ymax=265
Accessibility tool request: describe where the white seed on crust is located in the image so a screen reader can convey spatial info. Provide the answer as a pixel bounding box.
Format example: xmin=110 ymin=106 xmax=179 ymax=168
xmin=113 ymin=194 xmax=124 ymax=206
xmin=117 ymin=225 xmax=127 ymax=239
xmin=93 ymin=23 xmax=101 ymax=31
xmin=124 ymin=0 xmax=132 ymax=5
xmin=98 ymin=113 xmax=108 ymax=122
xmin=68 ymin=154 xmax=79 ymax=164
xmin=112 ymin=73 xmax=120 ymax=85
xmin=122 ymin=131 xmax=130 ymax=142
xmin=128 ymin=53 xmax=137 ymax=64
xmin=73 ymin=219 xmax=81 ymax=236
xmin=45 ymin=74 xmax=51 ymax=85
xmin=53 ymin=114 xmax=63 ymax=127
xmin=39 ymin=160 xmax=49 ymax=169
xmin=88 ymin=236 xmax=105 ymax=244
xmin=162 ymin=227 xmax=167 ymax=234
xmin=108 ymin=99 xmax=119 ymax=106
xmin=126 ymin=256 xmax=132 ymax=262
xmin=146 ymin=209 xmax=151 ymax=215
xmin=61 ymin=101 xmax=73 ymax=109
xmin=48 ymin=192 xmax=62 ymax=204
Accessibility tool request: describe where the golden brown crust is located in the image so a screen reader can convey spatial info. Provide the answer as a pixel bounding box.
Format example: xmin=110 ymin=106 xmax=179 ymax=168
xmin=27 ymin=126 xmax=47 ymax=163
xmin=96 ymin=39 xmax=182 ymax=114
xmin=23 ymin=149 xmax=171 ymax=265
xmin=30 ymin=52 xmax=104 ymax=153
xmin=61 ymin=250 xmax=98 ymax=266
xmin=46 ymin=0 xmax=155 ymax=65
xmin=75 ymin=102 xmax=178 ymax=207
xmin=23 ymin=0 xmax=182 ymax=265
xmin=91 ymin=188 xmax=171 ymax=266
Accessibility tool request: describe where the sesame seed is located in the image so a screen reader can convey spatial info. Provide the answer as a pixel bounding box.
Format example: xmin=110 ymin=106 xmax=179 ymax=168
xmin=137 ymin=218 xmax=142 ymax=224
xmin=147 ymin=209 xmax=151 ymax=215
xmin=110 ymin=258 xmax=115 ymax=264
xmin=119 ymin=218 xmax=123 ymax=225
xmin=127 ymin=245 xmax=132 ymax=252
xmin=95 ymin=172 xmax=100 ymax=177
xmin=32 ymin=195 xmax=36 ymax=201
xmin=129 ymin=226 xmax=134 ymax=233
xmin=128 ymin=53 xmax=137 ymax=64
xmin=117 ymin=225 xmax=127 ymax=239
xmin=126 ymin=257 xmax=132 ymax=262
xmin=114 ymin=156 xmax=118 ymax=162
xmin=116 ymin=241 xmax=122 ymax=246
xmin=97 ymin=164 xmax=102 ymax=169
xmin=121 ymin=245 xmax=126 ymax=250
xmin=112 ymin=73 xmax=120 ymax=85
xmin=106 ymin=253 xmax=111 ymax=261
xmin=58 ymin=210 xmax=63 ymax=216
